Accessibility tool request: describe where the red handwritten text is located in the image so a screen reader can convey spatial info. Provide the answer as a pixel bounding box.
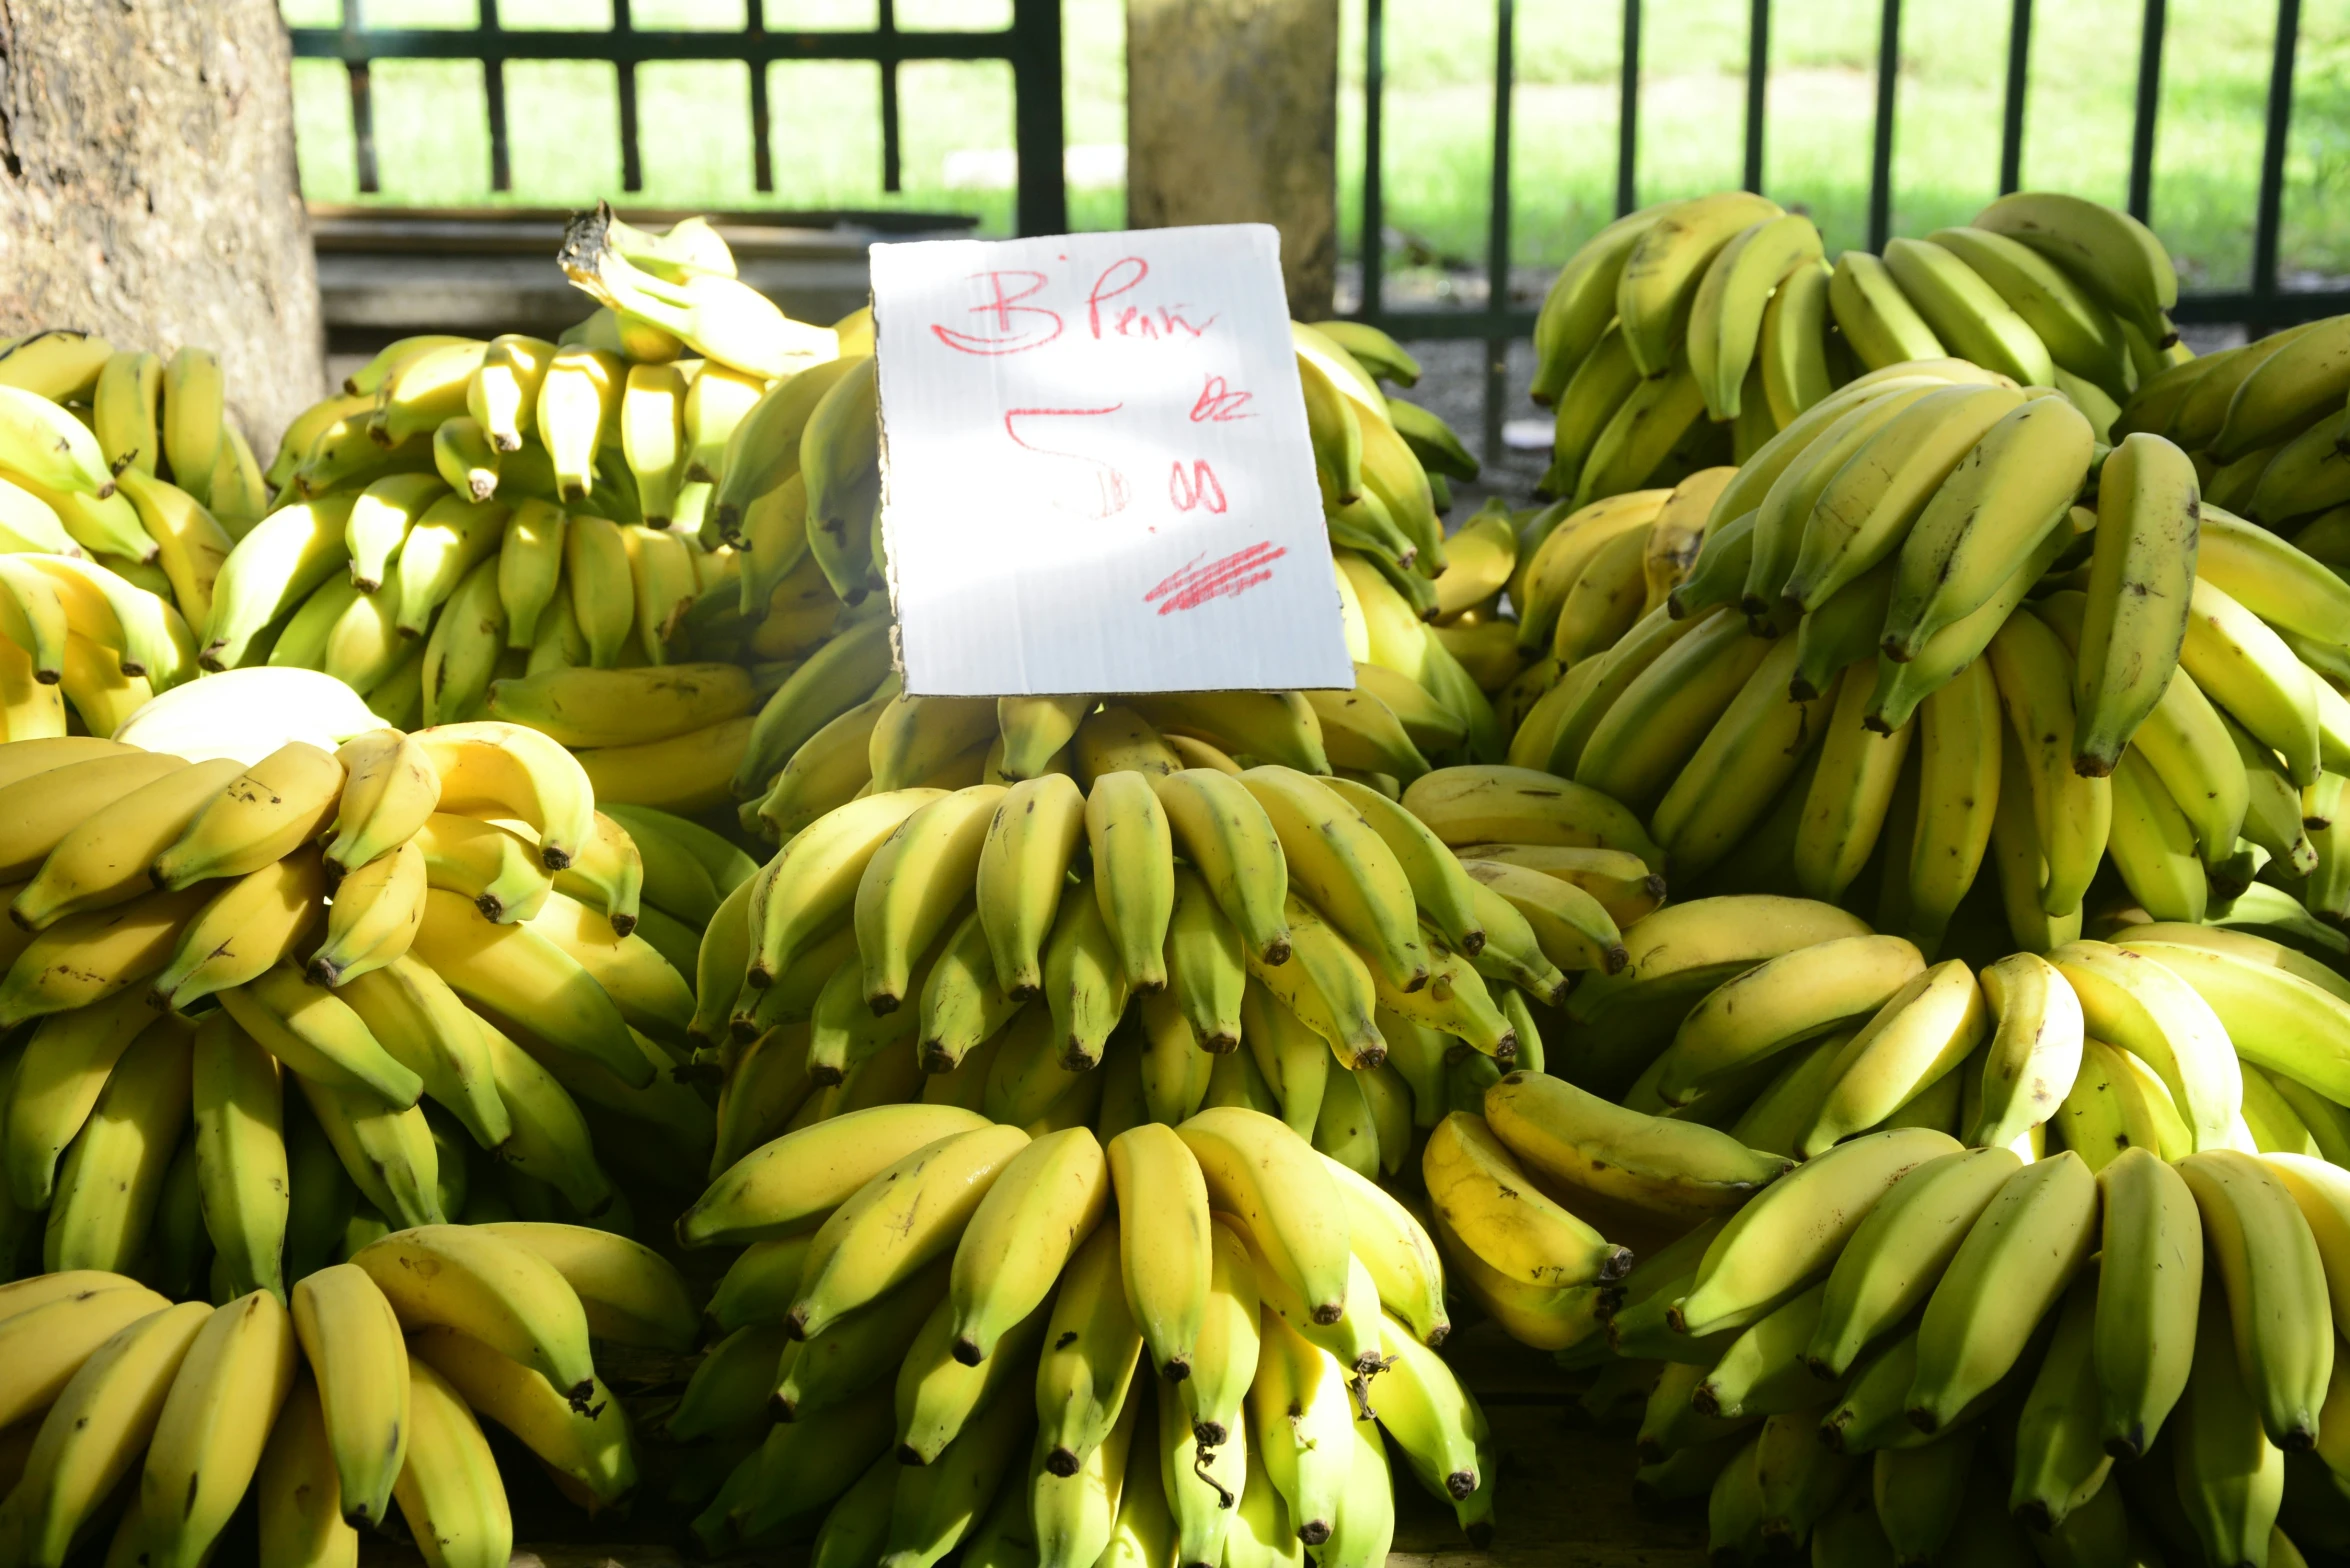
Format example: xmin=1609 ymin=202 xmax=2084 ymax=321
xmin=1168 ymin=461 xmax=1228 ymax=513
xmin=1005 ymin=405 xmax=1129 ymax=518
xmin=1145 ymin=542 xmax=1286 ymax=614
xmin=1086 ymin=259 xmax=1148 ymax=337
xmin=1190 ymin=376 xmax=1253 ymax=422
xmin=933 ymin=271 xmax=1063 ymax=355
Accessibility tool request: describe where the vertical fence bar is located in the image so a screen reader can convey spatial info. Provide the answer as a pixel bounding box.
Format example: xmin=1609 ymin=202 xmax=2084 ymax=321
xmin=346 ymin=0 xmax=380 ymax=195
xmin=1010 ymin=0 xmax=1067 ymax=236
xmin=1362 ymin=0 xmax=1387 ymax=320
xmin=1617 ymin=0 xmax=1640 ymax=215
xmin=1868 ymin=0 xmax=1900 ymax=250
xmin=2255 ymin=0 xmax=2301 ymax=297
xmin=749 ymin=4 xmax=774 ymax=194
xmin=1743 ymin=0 xmax=1769 ymax=193
xmin=879 ymin=0 xmax=902 ymax=193
xmin=1487 ymin=0 xmax=1516 ymax=463
xmin=2128 ymin=0 xmax=2165 ymax=220
xmin=481 ymin=0 xmax=511 ymax=193
xmin=614 ymin=0 xmax=643 ymax=193
xmin=1998 ymin=0 xmax=2030 ymax=194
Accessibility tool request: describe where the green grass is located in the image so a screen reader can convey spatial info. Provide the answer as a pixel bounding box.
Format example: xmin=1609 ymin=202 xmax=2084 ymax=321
xmin=282 ymin=0 xmax=2350 ymax=296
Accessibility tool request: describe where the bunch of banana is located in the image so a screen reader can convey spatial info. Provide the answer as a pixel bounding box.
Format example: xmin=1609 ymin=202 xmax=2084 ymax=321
xmin=672 ymin=1102 xmax=1495 ymax=1564
xmin=0 ymin=1217 xmax=682 ymax=1567
xmin=0 ymin=712 xmax=721 ymax=1300
xmin=2114 ymin=308 xmax=2350 ymax=531
xmin=1496 ymin=328 xmax=2350 ymax=962
xmin=1605 ymin=1120 xmax=2350 ymax=1568
xmin=683 ymin=757 xmax=1675 ymax=1198
xmin=1527 ymin=189 xmax=2182 ymax=508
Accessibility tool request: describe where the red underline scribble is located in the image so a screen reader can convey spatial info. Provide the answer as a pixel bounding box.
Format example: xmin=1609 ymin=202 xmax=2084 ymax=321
xmin=1145 ymin=542 xmax=1287 ymax=615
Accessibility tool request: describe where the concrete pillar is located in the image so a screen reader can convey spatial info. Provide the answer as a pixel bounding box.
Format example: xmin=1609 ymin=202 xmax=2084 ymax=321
xmin=1126 ymin=0 xmax=1340 ymax=320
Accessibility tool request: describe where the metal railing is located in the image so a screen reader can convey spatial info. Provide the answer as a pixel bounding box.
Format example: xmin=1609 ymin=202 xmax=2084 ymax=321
xmin=1350 ymin=0 xmax=2350 ymax=458
xmin=286 ymin=0 xmax=1067 ymax=238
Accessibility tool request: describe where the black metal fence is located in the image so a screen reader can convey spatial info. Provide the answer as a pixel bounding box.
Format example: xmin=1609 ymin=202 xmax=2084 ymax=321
xmin=1351 ymin=0 xmax=2350 ymax=457
xmin=286 ymin=0 xmax=1067 ymax=238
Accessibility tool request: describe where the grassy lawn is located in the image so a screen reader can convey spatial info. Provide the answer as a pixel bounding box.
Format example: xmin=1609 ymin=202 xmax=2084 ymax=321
xmin=283 ymin=0 xmax=2350 ymax=299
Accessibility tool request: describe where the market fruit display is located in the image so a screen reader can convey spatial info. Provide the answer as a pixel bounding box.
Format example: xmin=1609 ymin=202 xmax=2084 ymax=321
xmin=6 ymin=180 xmax=2350 ymax=1568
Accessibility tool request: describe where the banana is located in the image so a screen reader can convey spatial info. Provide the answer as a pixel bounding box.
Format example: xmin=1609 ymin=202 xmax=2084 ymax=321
xmin=289 ymin=1262 xmax=411 ymax=1527
xmin=1571 ymin=364 xmax=1709 ymax=508
xmin=150 ymin=848 xmax=328 ymax=1012
xmin=1422 ymin=1111 xmax=1627 ymax=1288
xmin=949 ymin=1126 xmax=1109 ymax=1364
xmin=1239 ymin=979 xmax=1326 ymax=1136
xmin=748 ymin=786 xmax=946 ymax=986
xmin=1615 ymin=192 xmax=1784 ymax=376
xmin=1883 ymin=237 xmax=2055 ymax=384
xmin=534 ymin=344 xmax=622 ymax=501
xmin=293 ymin=1069 xmax=442 ymax=1227
xmin=0 ymin=1298 xmax=213 ymax=1568
xmin=1161 ymin=864 xmax=1245 ymax=1053
xmin=1788 ymin=663 xmax=1914 ymax=901
xmin=1802 ymin=1145 xmax=2021 ymax=1379
xmin=2049 ymin=940 xmax=2243 ymax=1150
xmin=412 ymin=812 xmax=551 ymax=924
xmin=16 ymin=553 xmax=195 ymax=687
xmin=1962 ymin=951 xmax=2082 ymax=1147
xmin=1152 ymin=768 xmax=1291 ymax=969
xmin=1929 ymin=224 xmax=2131 ymax=389
xmin=1975 ymin=192 xmax=2177 ymax=351
xmin=1882 ymin=397 xmax=2095 ymax=660
xmin=256 ymin=1374 xmax=362 ymax=1568
xmin=1249 ymin=1306 xmax=1358 ymax=1548
xmin=1783 ymin=383 xmax=2027 ymax=612
xmin=5 ymin=994 xmax=156 ymax=1209
xmin=1482 ymin=1069 xmax=1789 ymax=1225
xmin=1646 ymin=933 xmax=1925 ymax=1108
xmin=739 ymin=620 xmax=897 ymax=804
xmin=41 ymin=1018 xmax=192 ymax=1273
xmin=201 ymin=492 xmax=361 ymax=670
xmin=433 ymin=416 xmax=501 ymax=502
xmin=2172 ymin=1278 xmax=2287 ymax=1568
xmin=114 ymin=468 xmax=231 ymax=631
xmin=388 ymin=1358 xmax=513 ymax=1568
xmin=148 ymin=740 xmax=343 ymax=889
xmin=2092 ymin=1145 xmax=2203 ymax=1460
xmin=0 ymin=384 xmax=116 ymax=499
xmin=6 ymin=753 xmax=239 ymax=926
xmin=1649 ymin=635 xmax=1836 ymax=879
xmin=1175 ymin=1105 xmax=1354 ymax=1330
xmin=2176 ymin=1148 xmax=2332 ymax=1451
xmin=1904 ymin=1151 xmax=2098 ymax=1434
xmin=1273 ymin=895 xmax=1420 ymax=1064
xmin=1687 ymin=214 xmax=1825 ymax=420
xmin=127 ymin=1288 xmax=297 ymax=1568
xmin=1757 ymin=258 xmax=1834 ymax=426
xmin=408 ymin=1325 xmax=635 ymax=1509
xmin=350 ymin=1223 xmax=596 ymax=1407
xmin=1828 ymin=251 xmax=1944 ymax=368
xmin=0 ymin=330 xmax=115 ymax=400
xmin=1978 ymin=610 xmax=2112 ymax=919
xmin=1529 ymin=208 xmax=1661 ymax=404
xmin=786 ymin=1123 xmax=1029 ymax=1342
xmin=1798 ymin=959 xmax=1987 ymax=1156
xmin=1034 ymin=1218 xmax=1145 ymax=1476
xmin=1672 ymin=1126 xmax=1960 ymax=1339
xmin=1747 ymin=381 xmax=1949 ymax=614
xmin=709 ymin=356 xmax=861 ymax=541
xmin=1123 ymin=692 xmax=1330 ymax=778
xmin=771 ymin=1254 xmax=944 ymax=1420
xmin=1085 ymin=771 xmax=1176 ymax=993
xmin=1569 ymin=606 xmax=1771 ymax=815
xmin=562 ymin=512 xmax=634 ymax=667
xmin=0 ymin=882 xmax=214 ymax=1030
xmin=1044 ymin=873 xmax=1131 ymax=1068
xmin=850 ymin=785 xmax=1000 ymax=1014
xmin=2068 ymin=432 xmax=2203 ymax=773
xmin=186 ymin=1011 xmax=288 ymax=1304
xmin=1106 ymin=1123 xmax=1213 ymax=1383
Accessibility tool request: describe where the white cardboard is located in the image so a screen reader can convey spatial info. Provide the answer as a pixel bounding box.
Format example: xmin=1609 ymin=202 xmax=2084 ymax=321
xmin=869 ymin=223 xmax=1355 ymax=697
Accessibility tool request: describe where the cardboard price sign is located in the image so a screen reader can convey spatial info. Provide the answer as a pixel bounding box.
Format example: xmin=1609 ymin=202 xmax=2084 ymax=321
xmin=870 ymin=223 xmax=1354 ymax=697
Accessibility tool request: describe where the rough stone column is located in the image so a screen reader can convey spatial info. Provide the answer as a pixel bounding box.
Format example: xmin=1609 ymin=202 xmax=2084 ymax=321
xmin=0 ymin=0 xmax=326 ymax=457
xmin=1126 ymin=0 xmax=1339 ymax=320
